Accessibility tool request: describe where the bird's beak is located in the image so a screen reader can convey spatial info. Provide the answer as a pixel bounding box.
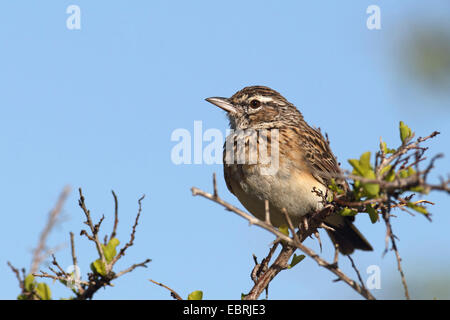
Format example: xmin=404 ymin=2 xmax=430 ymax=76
xmin=205 ymin=97 xmax=237 ymax=114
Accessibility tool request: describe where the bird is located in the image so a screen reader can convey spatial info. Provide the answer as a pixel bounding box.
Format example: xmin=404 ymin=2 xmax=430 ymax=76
xmin=205 ymin=85 xmax=372 ymax=255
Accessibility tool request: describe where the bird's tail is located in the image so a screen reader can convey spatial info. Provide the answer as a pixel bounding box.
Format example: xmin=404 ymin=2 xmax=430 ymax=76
xmin=324 ymin=215 xmax=373 ymax=255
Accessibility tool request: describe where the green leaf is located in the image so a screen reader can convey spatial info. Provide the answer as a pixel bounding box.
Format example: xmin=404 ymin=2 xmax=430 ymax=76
xmin=90 ymin=259 xmax=107 ymax=276
xmin=288 ymin=254 xmax=306 ymax=269
xmin=407 ymin=202 xmax=428 ymax=215
xmin=278 ymin=224 xmax=289 ymax=236
xmin=399 ymin=121 xmax=412 ymax=144
xmin=362 ymin=181 xmax=380 ymax=198
xmin=348 ymin=159 xmax=365 ymax=176
xmin=366 ymin=205 xmax=378 ymax=223
xmin=348 ymin=152 xmax=374 ymax=178
xmin=187 ymin=290 xmax=203 ymax=300
xmin=102 ymin=237 xmax=120 ymax=263
xmin=36 ymin=283 xmax=51 ymax=300
xmin=24 ymin=274 xmax=35 ymax=292
xmin=359 ymin=152 xmax=371 ymax=170
xmin=339 ymin=207 xmax=358 ymax=217
xmin=362 ymin=166 xmax=375 ymax=179
xmin=380 ymin=141 xmax=396 ymax=154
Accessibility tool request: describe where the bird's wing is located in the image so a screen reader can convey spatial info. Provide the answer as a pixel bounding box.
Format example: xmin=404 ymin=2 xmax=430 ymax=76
xmin=294 ymin=124 xmax=343 ymax=188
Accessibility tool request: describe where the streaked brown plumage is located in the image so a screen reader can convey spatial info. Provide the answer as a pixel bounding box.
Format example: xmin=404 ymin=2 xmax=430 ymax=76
xmin=206 ymin=86 xmax=372 ymax=254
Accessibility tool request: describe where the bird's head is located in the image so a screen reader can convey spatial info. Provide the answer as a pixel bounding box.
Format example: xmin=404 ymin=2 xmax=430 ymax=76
xmin=205 ymin=86 xmax=303 ymax=130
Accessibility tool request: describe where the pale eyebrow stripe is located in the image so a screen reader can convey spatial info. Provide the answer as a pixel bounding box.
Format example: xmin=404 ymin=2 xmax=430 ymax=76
xmin=252 ymin=95 xmax=274 ymax=103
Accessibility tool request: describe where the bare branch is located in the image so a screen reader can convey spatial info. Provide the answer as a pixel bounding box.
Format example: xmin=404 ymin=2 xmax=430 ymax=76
xmin=114 ymin=258 xmax=152 ymax=278
xmin=110 ymin=190 xmax=119 ymax=240
xmin=30 ymin=186 xmax=71 ymax=274
xmin=347 ymin=255 xmax=366 ymax=291
xmin=213 ymin=173 xmax=218 ymax=198
xmin=149 ymin=279 xmax=183 ymax=300
xmin=78 ymin=188 xmax=107 ymax=269
xmin=7 ymin=262 xmax=23 ymax=291
xmin=110 ymin=194 xmax=145 ymax=267
xmin=382 ymin=209 xmax=410 ymax=300
xmin=32 ymin=271 xmax=92 ymax=287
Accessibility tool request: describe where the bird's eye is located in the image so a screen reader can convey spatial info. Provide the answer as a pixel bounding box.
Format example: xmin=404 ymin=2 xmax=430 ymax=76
xmin=249 ymin=99 xmax=261 ymax=109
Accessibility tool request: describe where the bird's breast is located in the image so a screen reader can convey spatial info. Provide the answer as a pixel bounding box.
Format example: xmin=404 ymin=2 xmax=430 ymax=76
xmin=225 ymin=161 xmax=327 ymax=227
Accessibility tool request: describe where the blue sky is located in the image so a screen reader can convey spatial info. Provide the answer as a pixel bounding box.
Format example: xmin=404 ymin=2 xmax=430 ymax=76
xmin=1 ymin=1 xmax=449 ymax=300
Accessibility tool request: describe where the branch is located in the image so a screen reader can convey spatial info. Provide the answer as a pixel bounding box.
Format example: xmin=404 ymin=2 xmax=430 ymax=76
xmin=110 ymin=190 xmax=119 ymax=241
xmin=382 ymin=208 xmax=410 ymax=299
xmin=110 ymin=194 xmax=145 ymax=267
xmin=30 ymin=186 xmax=71 ymax=274
xmin=78 ymin=188 xmax=108 ymax=270
xmin=191 ymin=183 xmax=375 ymax=300
xmin=376 ymin=131 xmax=439 ymax=175
xmin=149 ymin=279 xmax=183 ymax=300
xmin=7 ymin=261 xmax=24 ymax=291
xmin=114 ymin=259 xmax=152 ymax=278
xmin=33 ymin=271 xmax=92 ymax=287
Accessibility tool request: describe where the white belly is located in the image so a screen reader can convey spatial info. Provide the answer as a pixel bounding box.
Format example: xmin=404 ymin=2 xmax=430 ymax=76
xmin=228 ymin=164 xmax=326 ymax=227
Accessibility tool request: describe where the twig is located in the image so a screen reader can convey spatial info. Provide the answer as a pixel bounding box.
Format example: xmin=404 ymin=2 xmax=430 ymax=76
xmin=32 ymin=271 xmax=92 ymax=287
xmin=70 ymin=232 xmax=78 ymax=271
xmin=114 ymin=259 xmax=152 ymax=278
xmin=110 ymin=190 xmax=119 ymax=240
xmin=7 ymin=262 xmax=23 ymax=290
xmin=149 ymin=279 xmax=183 ymax=300
xmin=376 ymin=131 xmax=439 ymax=175
xmin=69 ymin=232 xmax=83 ymax=293
xmin=51 ymin=254 xmax=67 ymax=276
xmin=382 ymin=210 xmax=410 ymax=300
xmin=30 ymin=186 xmax=71 ymax=274
xmin=110 ymin=195 xmax=145 ymax=266
xmin=347 ymin=255 xmax=366 ymax=290
xmin=78 ymin=188 xmax=107 ymax=270
xmin=213 ymin=173 xmax=218 ymax=198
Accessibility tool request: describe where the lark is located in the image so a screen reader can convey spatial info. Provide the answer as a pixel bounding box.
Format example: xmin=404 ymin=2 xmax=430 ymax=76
xmin=206 ymin=86 xmax=372 ymax=254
